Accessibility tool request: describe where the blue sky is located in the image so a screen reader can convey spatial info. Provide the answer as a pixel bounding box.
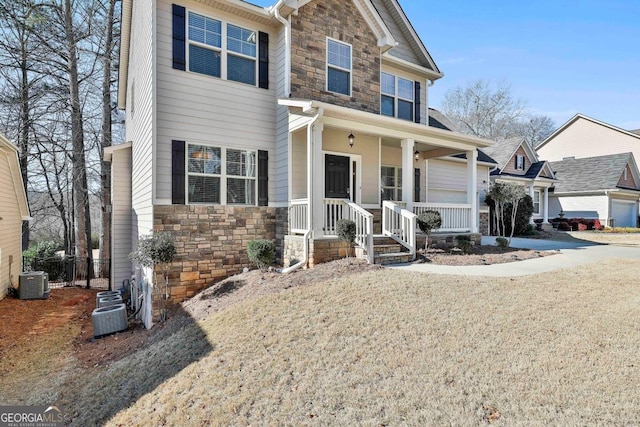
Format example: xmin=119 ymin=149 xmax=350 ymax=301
xmin=251 ymin=0 xmax=640 ymax=130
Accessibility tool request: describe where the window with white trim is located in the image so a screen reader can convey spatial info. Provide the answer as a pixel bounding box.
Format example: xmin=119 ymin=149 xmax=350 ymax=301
xmin=188 ymin=12 xmax=257 ymax=86
xmin=381 ymin=166 xmax=402 ymax=201
xmin=327 ymin=39 xmax=351 ymax=96
xmin=533 ymin=190 xmax=541 ymax=215
xmin=381 ymin=72 xmax=414 ymax=121
xmin=187 ymin=144 xmax=256 ymax=205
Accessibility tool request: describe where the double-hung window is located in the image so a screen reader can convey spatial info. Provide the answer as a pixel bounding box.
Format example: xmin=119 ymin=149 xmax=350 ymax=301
xmin=515 ymin=155 xmax=525 ymax=171
xmin=187 ymin=12 xmax=257 ymax=86
xmin=381 ymin=72 xmax=414 ymax=121
xmin=381 ymin=166 xmax=402 ymax=201
xmin=533 ymin=190 xmax=541 ymax=215
xmin=187 ymin=144 xmax=256 ymax=205
xmin=327 ymin=39 xmax=351 ymax=96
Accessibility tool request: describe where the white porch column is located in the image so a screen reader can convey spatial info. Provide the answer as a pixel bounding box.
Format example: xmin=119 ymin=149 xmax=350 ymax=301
xmin=467 ymin=149 xmax=478 ymax=233
xmin=543 ymin=187 xmax=549 ymax=223
xmin=311 ymin=123 xmax=324 ymax=237
xmin=528 ymin=185 xmax=535 ymax=224
xmin=401 ymin=139 xmax=415 ymax=211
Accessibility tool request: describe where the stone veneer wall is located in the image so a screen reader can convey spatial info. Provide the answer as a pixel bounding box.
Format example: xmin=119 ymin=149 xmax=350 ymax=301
xmin=284 ymin=236 xmax=353 ymax=268
xmin=154 ymin=205 xmax=282 ymax=304
xmin=290 ymin=0 xmax=381 ymax=114
xmin=479 ymin=212 xmax=490 ymax=235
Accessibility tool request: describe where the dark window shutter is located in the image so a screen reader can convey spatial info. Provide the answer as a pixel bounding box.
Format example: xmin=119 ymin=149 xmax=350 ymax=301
xmin=414 ymin=168 xmax=421 ymax=202
xmin=258 ymin=150 xmax=268 ymax=206
xmin=258 ymin=32 xmax=269 ymax=89
xmin=172 ymin=4 xmax=186 ymax=71
xmin=414 ymin=81 xmax=421 ymax=124
xmin=172 ymin=140 xmax=186 ymax=204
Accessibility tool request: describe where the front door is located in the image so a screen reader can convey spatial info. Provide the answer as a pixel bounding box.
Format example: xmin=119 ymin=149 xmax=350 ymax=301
xmin=325 ymin=154 xmax=350 ymax=199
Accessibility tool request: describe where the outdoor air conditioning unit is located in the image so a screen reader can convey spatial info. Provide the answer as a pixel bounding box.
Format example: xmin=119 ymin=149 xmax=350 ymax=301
xmin=19 ymin=271 xmax=48 ymax=300
xmin=92 ymin=304 xmax=128 ymax=337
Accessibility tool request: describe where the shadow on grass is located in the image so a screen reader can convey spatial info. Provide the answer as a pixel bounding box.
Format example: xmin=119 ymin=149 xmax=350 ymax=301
xmin=58 ymin=305 xmax=213 ymax=426
xmin=200 ymin=279 xmax=246 ymax=300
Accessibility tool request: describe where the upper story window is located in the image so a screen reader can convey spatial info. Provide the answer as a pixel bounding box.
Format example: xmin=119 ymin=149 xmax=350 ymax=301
xmin=187 ymin=144 xmax=256 ymax=205
xmin=327 ymin=39 xmax=351 ymax=96
xmin=381 ymin=72 xmax=414 ymax=121
xmin=187 ymin=12 xmax=257 ymax=86
xmin=381 ymin=166 xmax=402 ymax=201
xmin=515 ymin=154 xmax=525 ymax=170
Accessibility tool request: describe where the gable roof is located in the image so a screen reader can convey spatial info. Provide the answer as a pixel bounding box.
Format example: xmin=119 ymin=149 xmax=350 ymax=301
xmin=374 ymin=0 xmax=442 ymax=77
xmin=481 ymin=137 xmax=540 ymax=172
xmin=428 ymin=108 xmax=458 ymax=132
xmin=537 ymin=113 xmax=640 ymax=150
xmin=549 ymin=152 xmax=639 ymax=193
xmin=0 ymin=133 xmax=30 ymax=220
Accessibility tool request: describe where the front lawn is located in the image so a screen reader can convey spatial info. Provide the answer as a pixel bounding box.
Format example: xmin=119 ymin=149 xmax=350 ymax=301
xmin=47 ymin=259 xmax=640 ymax=425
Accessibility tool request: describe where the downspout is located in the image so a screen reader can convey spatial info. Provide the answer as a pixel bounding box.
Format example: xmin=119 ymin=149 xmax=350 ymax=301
xmin=282 ymin=109 xmax=322 ymax=273
xmin=272 ymin=1 xmax=291 ymax=97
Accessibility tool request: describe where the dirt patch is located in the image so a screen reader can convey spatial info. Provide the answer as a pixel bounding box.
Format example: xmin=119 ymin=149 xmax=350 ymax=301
xmin=418 ymin=245 xmax=554 ymax=265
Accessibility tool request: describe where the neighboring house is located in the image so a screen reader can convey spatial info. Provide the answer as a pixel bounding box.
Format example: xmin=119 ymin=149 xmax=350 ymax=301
xmin=548 ymin=153 xmax=640 ymax=227
xmin=0 ymin=133 xmax=30 ymax=300
xmin=111 ymin=0 xmax=495 ymax=305
xmin=482 ymin=137 xmax=557 ymax=225
xmin=537 ymin=114 xmax=640 ymax=166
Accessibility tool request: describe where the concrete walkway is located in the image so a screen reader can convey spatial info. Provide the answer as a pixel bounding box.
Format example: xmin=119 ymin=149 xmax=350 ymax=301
xmin=390 ymin=236 xmax=640 ymax=277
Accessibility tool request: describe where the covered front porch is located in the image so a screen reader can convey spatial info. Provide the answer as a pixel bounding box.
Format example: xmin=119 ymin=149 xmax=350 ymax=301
xmin=280 ymin=99 xmax=492 ymax=265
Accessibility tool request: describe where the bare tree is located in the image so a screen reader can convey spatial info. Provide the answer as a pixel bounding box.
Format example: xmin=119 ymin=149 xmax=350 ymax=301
xmin=441 ymin=79 xmax=556 ymax=145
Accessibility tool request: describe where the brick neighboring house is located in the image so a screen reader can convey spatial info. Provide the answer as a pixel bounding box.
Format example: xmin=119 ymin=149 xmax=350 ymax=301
xmin=109 ymin=0 xmax=497 ymax=323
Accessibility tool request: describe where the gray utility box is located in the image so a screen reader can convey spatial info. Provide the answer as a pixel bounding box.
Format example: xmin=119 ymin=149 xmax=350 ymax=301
xmin=19 ymin=271 xmax=49 ymax=300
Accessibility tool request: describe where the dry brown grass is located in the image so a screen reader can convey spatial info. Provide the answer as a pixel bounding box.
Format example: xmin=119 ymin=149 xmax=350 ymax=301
xmin=564 ymin=230 xmax=640 ymax=246
xmin=52 ymin=259 xmax=640 ymax=426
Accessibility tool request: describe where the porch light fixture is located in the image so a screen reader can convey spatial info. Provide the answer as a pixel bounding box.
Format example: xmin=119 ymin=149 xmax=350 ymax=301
xmin=348 ymin=132 xmax=355 ymax=147
xmin=414 ymin=150 xmax=420 ymax=161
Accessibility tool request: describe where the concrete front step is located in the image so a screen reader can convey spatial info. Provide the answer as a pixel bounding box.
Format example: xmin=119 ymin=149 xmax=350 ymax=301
xmin=374 ymin=252 xmax=414 ymax=265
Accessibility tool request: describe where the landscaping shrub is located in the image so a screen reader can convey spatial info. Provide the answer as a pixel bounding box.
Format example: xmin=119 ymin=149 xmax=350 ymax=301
xmin=558 ymin=222 xmax=571 ymax=231
xmin=417 ymin=210 xmax=442 ymax=250
xmin=522 ymin=224 xmax=539 ymax=236
xmin=129 ymin=232 xmax=177 ymax=268
xmin=91 ymin=232 xmax=100 ymax=250
xmin=247 ymin=240 xmax=276 ymax=270
xmin=485 ymin=193 xmax=533 ymax=236
xmin=495 ymin=237 xmax=509 ymax=248
xmin=22 ymin=240 xmax=64 ymax=280
xmin=455 ymin=235 xmax=473 ymax=254
xmin=336 ymin=219 xmax=356 ymax=259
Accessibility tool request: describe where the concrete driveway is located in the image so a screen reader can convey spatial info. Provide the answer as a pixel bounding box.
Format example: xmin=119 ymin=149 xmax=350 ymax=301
xmin=390 ymin=236 xmax=640 ymax=277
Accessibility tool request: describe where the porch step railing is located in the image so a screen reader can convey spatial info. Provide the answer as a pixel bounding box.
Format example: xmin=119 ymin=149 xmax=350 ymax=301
xmin=413 ymin=203 xmax=471 ymax=232
xmin=382 ymin=201 xmax=417 ymax=258
xmin=289 ymin=198 xmax=309 ymax=234
xmin=324 ymin=198 xmax=374 ymax=264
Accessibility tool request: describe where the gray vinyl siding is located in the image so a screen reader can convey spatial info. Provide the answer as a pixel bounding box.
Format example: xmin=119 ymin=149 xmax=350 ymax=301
xmin=0 ymin=151 xmax=24 ymax=299
xmin=127 ymin=0 xmax=155 ymax=237
xmin=274 ymin=25 xmax=289 ymax=205
xmin=110 ymin=148 xmax=133 ymax=289
xmin=370 ymin=0 xmax=421 ymax=64
xmin=155 ymin=0 xmax=278 ymax=205
xmin=427 ymin=159 xmax=489 ymax=204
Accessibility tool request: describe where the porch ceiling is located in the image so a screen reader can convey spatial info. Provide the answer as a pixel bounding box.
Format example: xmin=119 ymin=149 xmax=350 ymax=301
xmin=280 ymin=99 xmax=494 ymax=152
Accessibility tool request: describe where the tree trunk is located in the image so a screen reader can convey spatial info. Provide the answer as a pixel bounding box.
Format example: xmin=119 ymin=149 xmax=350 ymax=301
xmin=99 ymin=0 xmax=117 ymax=276
xmin=63 ymin=0 xmax=92 ymax=285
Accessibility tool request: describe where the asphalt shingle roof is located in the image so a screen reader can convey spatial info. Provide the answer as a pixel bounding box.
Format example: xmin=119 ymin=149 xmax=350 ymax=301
xmin=549 ymin=153 xmax=635 ymax=193
xmin=428 ymin=108 xmax=458 ymax=132
xmin=452 ymin=150 xmax=498 ymax=164
xmin=480 ymin=137 xmax=523 ymax=169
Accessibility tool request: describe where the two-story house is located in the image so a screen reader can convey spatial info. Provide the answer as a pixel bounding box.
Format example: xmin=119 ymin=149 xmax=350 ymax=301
xmin=109 ymin=0 xmax=496 ymax=308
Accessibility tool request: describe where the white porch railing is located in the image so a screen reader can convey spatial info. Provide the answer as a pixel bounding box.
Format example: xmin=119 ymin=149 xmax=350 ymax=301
xmin=382 ymin=201 xmax=417 ymax=257
xmin=323 ymin=198 xmax=374 ymax=264
xmin=289 ymin=199 xmax=309 ymax=234
xmin=414 ymin=203 xmax=472 ymax=232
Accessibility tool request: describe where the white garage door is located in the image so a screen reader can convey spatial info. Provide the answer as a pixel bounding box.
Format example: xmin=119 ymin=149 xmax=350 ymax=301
xmin=611 ymin=200 xmax=637 ymax=227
